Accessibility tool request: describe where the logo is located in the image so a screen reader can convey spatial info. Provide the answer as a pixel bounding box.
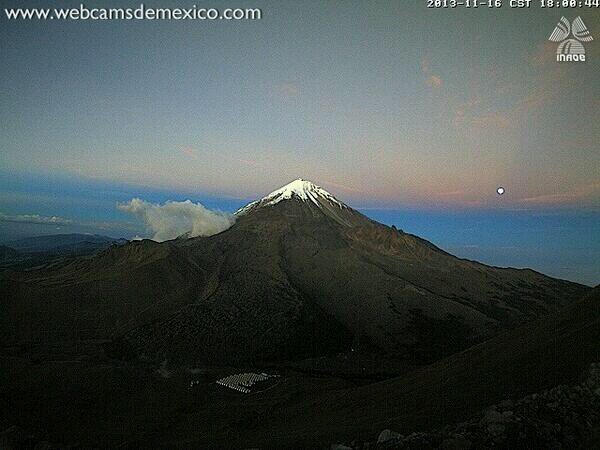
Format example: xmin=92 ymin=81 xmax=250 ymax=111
xmin=549 ymin=16 xmax=593 ymax=62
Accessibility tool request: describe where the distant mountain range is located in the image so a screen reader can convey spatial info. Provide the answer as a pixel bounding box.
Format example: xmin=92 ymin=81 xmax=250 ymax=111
xmin=6 ymin=233 xmax=125 ymax=253
xmin=0 ymin=179 xmax=588 ymax=367
xmin=0 ymin=233 xmax=126 ymax=269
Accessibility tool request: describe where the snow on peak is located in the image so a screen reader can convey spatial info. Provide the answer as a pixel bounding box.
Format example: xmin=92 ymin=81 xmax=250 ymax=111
xmin=236 ymin=179 xmax=345 ymax=215
xmin=263 ymin=179 xmax=343 ymax=206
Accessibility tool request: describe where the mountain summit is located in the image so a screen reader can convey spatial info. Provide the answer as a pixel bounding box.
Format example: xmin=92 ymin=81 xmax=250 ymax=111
xmin=235 ymin=178 xmax=368 ymax=228
xmin=236 ymin=179 xmax=346 ymax=215
xmin=0 ymin=181 xmax=589 ymax=366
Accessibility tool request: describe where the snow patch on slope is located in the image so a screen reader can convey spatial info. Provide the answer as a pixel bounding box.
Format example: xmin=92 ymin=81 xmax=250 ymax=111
xmin=236 ymin=179 xmax=345 ymax=215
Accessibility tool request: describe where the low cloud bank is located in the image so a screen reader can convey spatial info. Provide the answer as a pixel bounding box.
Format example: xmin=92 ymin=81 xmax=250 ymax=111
xmin=117 ymin=198 xmax=235 ymax=242
xmin=0 ymin=213 xmax=72 ymax=225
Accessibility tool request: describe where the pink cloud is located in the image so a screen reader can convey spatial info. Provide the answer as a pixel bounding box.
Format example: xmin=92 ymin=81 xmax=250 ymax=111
xmin=274 ymin=83 xmax=300 ymax=98
xmin=425 ymin=75 xmax=443 ymax=89
xmin=453 ymin=109 xmax=511 ymax=129
xmin=182 ymin=147 xmax=198 ymax=159
xmin=518 ymin=183 xmax=600 ymax=205
xmin=437 ymin=190 xmax=464 ymax=197
xmin=469 ymin=113 xmax=511 ymax=129
xmin=421 ymin=57 xmax=443 ymax=89
xmin=322 ymin=180 xmax=364 ymax=194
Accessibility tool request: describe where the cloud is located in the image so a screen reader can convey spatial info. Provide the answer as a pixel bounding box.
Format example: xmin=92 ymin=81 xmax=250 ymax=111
xmin=437 ymin=190 xmax=464 ymax=197
xmin=530 ymin=41 xmax=557 ymax=67
xmin=469 ymin=113 xmax=511 ymax=129
xmin=421 ymin=58 xmax=431 ymax=74
xmin=182 ymin=147 xmax=199 ymax=159
xmin=274 ymin=83 xmax=300 ymax=98
xmin=321 ymin=180 xmax=364 ymax=194
xmin=453 ymin=106 xmax=512 ymax=129
xmin=421 ymin=58 xmax=443 ymax=89
xmin=117 ymin=198 xmax=235 ymax=242
xmin=425 ymin=75 xmax=443 ymax=89
xmin=452 ymin=53 xmax=572 ymax=132
xmin=183 ymin=146 xmax=267 ymax=171
xmin=237 ymin=158 xmax=266 ymax=169
xmin=518 ymin=182 xmax=600 ymax=206
xmin=0 ymin=213 xmax=72 ymax=225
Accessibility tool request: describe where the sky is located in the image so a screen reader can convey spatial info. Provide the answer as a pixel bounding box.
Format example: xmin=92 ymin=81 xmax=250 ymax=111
xmin=0 ymin=1 xmax=598 ymax=284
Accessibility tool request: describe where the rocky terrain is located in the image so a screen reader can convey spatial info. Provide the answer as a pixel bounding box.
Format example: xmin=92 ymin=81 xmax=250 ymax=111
xmin=329 ymin=362 xmax=600 ymax=449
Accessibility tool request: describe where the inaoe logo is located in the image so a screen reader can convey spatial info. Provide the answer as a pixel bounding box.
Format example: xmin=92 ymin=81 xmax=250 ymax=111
xmin=549 ymin=16 xmax=593 ymax=62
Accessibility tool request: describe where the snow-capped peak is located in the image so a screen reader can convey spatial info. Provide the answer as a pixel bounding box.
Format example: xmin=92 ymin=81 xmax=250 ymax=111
xmin=236 ymin=179 xmax=345 ymax=215
xmin=262 ymin=179 xmax=343 ymax=207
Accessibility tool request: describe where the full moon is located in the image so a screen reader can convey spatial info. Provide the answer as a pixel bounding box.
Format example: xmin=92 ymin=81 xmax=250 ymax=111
xmin=497 ymin=187 xmax=505 ymax=195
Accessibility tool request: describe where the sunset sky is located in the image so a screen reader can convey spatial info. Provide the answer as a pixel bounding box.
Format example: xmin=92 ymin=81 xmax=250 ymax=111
xmin=0 ymin=1 xmax=598 ymax=283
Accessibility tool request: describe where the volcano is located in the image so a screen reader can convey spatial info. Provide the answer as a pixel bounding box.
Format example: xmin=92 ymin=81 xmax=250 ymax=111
xmin=0 ymin=179 xmax=588 ymax=365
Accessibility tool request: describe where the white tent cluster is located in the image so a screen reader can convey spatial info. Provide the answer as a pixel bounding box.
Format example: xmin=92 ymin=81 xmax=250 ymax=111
xmin=215 ymin=372 xmax=279 ymax=394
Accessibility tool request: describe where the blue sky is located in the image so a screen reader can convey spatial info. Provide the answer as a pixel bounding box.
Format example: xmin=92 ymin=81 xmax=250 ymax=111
xmin=0 ymin=1 xmax=598 ymax=284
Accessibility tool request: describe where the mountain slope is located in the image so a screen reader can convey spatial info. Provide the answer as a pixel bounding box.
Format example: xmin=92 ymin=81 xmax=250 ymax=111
xmin=0 ymin=240 xmax=203 ymax=345
xmin=0 ymin=245 xmax=20 ymax=261
xmin=232 ymin=286 xmax=600 ymax=448
xmin=0 ymin=180 xmax=589 ymax=365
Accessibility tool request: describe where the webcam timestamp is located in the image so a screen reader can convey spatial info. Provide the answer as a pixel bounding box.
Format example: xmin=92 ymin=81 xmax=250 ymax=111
xmin=427 ymin=0 xmax=600 ymax=7
xmin=426 ymin=0 xmax=509 ymax=7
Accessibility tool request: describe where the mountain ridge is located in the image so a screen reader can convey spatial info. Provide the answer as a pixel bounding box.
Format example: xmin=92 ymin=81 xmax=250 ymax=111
xmin=0 ymin=180 xmax=589 ymax=366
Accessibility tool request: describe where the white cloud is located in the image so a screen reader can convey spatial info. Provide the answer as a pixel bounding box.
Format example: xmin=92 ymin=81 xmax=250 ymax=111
xmin=0 ymin=213 xmax=72 ymax=225
xmin=117 ymin=198 xmax=235 ymax=242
